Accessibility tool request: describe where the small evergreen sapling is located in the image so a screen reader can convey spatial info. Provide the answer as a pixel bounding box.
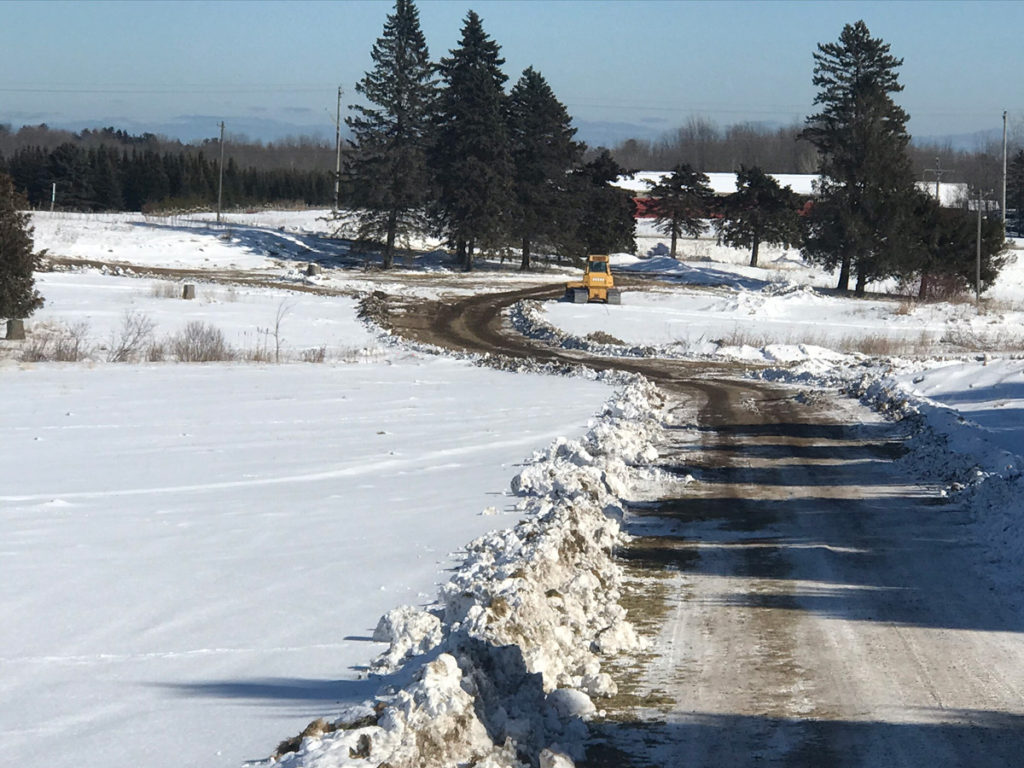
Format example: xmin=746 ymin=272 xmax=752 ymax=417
xmin=0 ymin=173 xmax=43 ymax=338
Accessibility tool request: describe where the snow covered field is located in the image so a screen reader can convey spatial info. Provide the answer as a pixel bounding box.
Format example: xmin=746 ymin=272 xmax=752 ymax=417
xmin=8 ymin=208 xmax=1024 ymax=767
xmin=2 ymin=219 xmax=619 ymax=768
xmin=0 ymin=358 xmax=612 ymax=768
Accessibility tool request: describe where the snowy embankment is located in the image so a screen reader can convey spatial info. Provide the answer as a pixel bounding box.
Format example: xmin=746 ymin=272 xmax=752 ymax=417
xmin=858 ymin=360 xmax=1024 ymax=570
xmin=31 ymin=211 xmax=576 ymax=298
xmin=0 ymin=360 xmax=616 ymax=768
xmin=271 ymin=379 xmax=663 ymax=768
xmin=755 ymin=355 xmax=1024 ymax=581
xmin=1 ymin=232 xmax=638 ymax=768
xmin=527 ymin=240 xmax=1024 ymax=585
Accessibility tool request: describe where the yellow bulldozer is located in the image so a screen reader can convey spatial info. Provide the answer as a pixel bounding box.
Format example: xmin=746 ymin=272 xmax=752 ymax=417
xmin=564 ymin=254 xmax=622 ymax=304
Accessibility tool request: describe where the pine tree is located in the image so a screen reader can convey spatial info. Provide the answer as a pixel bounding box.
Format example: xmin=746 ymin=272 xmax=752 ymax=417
xmin=909 ymin=190 xmax=1006 ymax=299
xmin=646 ymin=163 xmax=713 ymax=258
xmin=346 ymin=0 xmax=437 ymax=269
xmin=49 ymin=143 xmax=96 ymax=210
xmin=431 ymin=10 xmax=513 ymax=271
xmin=90 ymin=146 xmax=124 ymax=210
xmin=801 ymin=20 xmax=918 ymax=295
xmin=717 ymin=166 xmax=801 ymax=267
xmin=0 ymin=173 xmax=44 ymax=331
xmin=560 ymin=150 xmax=636 ymax=262
xmin=1008 ymin=149 xmax=1024 ymax=237
xmin=506 ymin=67 xmax=583 ymax=270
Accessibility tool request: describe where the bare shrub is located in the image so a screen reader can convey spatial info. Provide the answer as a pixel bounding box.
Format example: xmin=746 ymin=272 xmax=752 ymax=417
xmin=302 ymin=346 xmax=327 ymax=363
xmin=146 ymin=341 xmax=166 ymax=362
xmin=244 ymin=328 xmax=273 ymax=362
xmin=21 ymin=322 xmax=92 ymax=362
xmin=894 ymin=300 xmax=915 ymax=316
xmin=150 ymin=282 xmax=180 ymax=299
xmin=169 ymin=321 xmax=233 ymax=362
xmin=107 ymin=310 xmax=157 ymax=362
xmin=941 ymin=327 xmax=1024 ymax=352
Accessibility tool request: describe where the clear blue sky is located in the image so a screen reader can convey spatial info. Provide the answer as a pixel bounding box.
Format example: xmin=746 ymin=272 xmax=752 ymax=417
xmin=0 ymin=0 xmax=1019 ymax=145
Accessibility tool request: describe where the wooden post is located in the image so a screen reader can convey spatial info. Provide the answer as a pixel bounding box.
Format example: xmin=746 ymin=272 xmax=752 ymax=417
xmin=5 ymin=319 xmax=25 ymax=340
xmin=182 ymin=284 xmax=196 ymax=300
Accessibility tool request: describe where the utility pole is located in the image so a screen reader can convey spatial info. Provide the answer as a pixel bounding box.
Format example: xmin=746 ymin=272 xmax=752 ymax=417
xmin=1002 ymin=110 xmax=1008 ymax=235
xmin=217 ymin=121 xmax=225 ymax=224
xmin=924 ymin=157 xmax=945 ymax=204
xmin=333 ymin=86 xmax=344 ymax=213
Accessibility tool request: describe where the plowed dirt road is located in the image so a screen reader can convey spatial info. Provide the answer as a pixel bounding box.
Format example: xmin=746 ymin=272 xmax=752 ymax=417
xmin=385 ymin=286 xmax=1024 ymax=767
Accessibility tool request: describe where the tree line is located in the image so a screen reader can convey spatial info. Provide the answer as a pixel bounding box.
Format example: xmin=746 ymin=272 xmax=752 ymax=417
xmin=0 ymin=125 xmax=336 ymax=211
xmin=609 ymin=115 xmax=1023 ymax=200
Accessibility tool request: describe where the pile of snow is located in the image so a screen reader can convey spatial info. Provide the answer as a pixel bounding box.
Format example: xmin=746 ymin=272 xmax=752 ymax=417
xmin=273 ymin=379 xmax=664 ymax=768
xmin=511 ymin=297 xmax=854 ymax=371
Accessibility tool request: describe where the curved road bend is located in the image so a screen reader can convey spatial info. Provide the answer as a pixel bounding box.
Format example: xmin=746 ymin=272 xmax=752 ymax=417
xmin=385 ymin=285 xmax=1024 ymax=768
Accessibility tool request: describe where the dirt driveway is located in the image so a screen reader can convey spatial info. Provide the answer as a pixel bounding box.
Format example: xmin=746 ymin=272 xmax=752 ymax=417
xmin=385 ymin=285 xmax=1024 ymax=767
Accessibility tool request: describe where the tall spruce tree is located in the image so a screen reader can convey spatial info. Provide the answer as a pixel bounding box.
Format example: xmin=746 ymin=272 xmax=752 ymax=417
xmin=0 ymin=173 xmax=43 ymax=334
xmin=431 ymin=11 xmax=513 ymax=271
xmin=646 ymin=163 xmax=713 ymax=258
xmin=345 ymin=0 xmax=436 ymax=269
xmin=717 ymin=166 xmax=801 ymax=267
xmin=507 ymin=67 xmax=583 ymax=270
xmin=801 ymin=20 xmax=918 ymax=295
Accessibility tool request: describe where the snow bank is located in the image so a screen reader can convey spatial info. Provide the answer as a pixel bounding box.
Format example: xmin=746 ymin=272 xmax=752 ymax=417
xmin=847 ymin=369 xmax=1024 ymax=569
xmin=273 ymin=379 xmax=664 ymax=768
xmin=511 ymin=297 xmax=854 ymax=369
xmin=762 ymin=357 xmax=1024 ymax=575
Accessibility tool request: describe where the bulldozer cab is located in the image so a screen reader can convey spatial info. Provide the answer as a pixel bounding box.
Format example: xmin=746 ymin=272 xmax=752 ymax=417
xmin=564 ymin=254 xmax=621 ymax=304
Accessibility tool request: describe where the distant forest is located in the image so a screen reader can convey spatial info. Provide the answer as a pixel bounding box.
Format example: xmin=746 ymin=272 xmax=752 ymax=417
xmin=1 ymin=119 xmax=1016 ymax=213
xmin=607 ymin=116 xmax=1019 ymax=200
xmin=0 ymin=124 xmax=337 ymax=211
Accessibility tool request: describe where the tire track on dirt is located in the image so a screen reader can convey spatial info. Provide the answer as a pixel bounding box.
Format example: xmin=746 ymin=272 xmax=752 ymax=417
xmin=384 ymin=283 xmax=1024 ymax=768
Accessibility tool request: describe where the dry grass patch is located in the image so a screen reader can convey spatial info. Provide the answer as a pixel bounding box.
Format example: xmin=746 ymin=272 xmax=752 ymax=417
xmin=20 ymin=322 xmax=92 ymax=362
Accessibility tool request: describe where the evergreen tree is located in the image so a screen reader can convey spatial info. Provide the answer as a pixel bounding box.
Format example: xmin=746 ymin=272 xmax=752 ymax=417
xmin=560 ymin=150 xmax=636 ymax=262
xmin=646 ymin=163 xmax=713 ymax=257
xmin=1008 ymin=149 xmax=1024 ymax=237
xmin=801 ymin=20 xmax=918 ymax=295
xmin=506 ymin=67 xmax=583 ymax=270
xmin=0 ymin=173 xmax=43 ymax=323
xmin=717 ymin=166 xmax=801 ymax=267
xmin=90 ymin=146 xmax=124 ymax=210
xmin=909 ymin=191 xmax=1006 ymax=299
xmin=346 ymin=0 xmax=437 ymax=269
xmin=431 ymin=10 xmax=513 ymax=271
xmin=49 ymin=143 xmax=96 ymax=210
